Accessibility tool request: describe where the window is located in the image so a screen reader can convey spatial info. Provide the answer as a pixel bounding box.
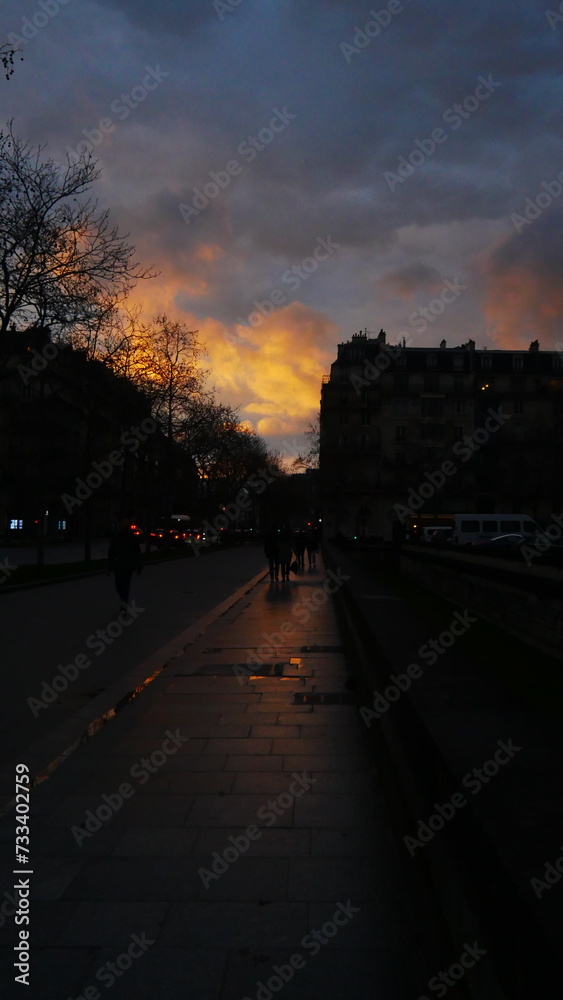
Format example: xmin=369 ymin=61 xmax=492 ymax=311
xmin=500 ymin=519 xmax=520 ymax=532
xmin=57 ymin=520 xmax=67 ymax=531
xmin=481 ymin=355 xmax=492 ymax=370
xmin=9 ymin=519 xmax=23 ymax=530
xmin=461 ymin=520 xmax=480 ymax=532
xmin=393 ymin=398 xmax=409 ymax=414
xmin=396 ymin=352 xmax=407 ymax=367
xmin=396 ymin=425 xmax=406 ymax=441
xmin=21 ymin=385 xmax=32 ymax=399
xmin=452 ymin=399 xmax=464 ymax=415
xmin=340 ymin=409 xmax=349 ymax=425
xmin=514 ymin=399 xmax=524 ymax=414
xmin=422 ymin=424 xmax=444 ymax=441
xmin=338 ymin=433 xmax=348 ymax=449
xmin=454 ymin=425 xmax=464 ymax=440
xmin=453 ymin=354 xmax=464 ymax=371
xmin=361 ymin=409 xmax=371 ymax=425
xmin=394 ymin=374 xmax=408 ymax=391
xmin=426 ymin=354 xmax=438 ymax=368
xmin=511 ymin=376 xmax=525 ymax=392
xmin=395 ymin=451 xmax=406 ymax=468
xmin=454 ymin=378 xmax=464 ymax=394
xmin=424 ymin=374 xmax=439 ymax=392
xmin=553 ymin=355 xmax=562 ymax=371
xmin=512 ymin=355 xmax=524 ymax=371
xmin=421 ymin=398 xmax=443 ymax=417
xmin=483 ymin=520 xmax=498 ymax=532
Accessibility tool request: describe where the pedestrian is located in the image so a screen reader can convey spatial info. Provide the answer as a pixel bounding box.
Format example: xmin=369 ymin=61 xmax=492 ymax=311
xmin=293 ymin=530 xmax=307 ymax=569
xmin=263 ymin=524 xmax=280 ymax=581
xmin=306 ymin=525 xmax=319 ymax=568
xmin=107 ymin=517 xmax=142 ymax=609
xmin=277 ymin=524 xmax=294 ymax=581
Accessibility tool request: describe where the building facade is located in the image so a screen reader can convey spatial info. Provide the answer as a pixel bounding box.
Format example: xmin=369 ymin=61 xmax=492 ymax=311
xmin=320 ymin=330 xmax=563 ymax=540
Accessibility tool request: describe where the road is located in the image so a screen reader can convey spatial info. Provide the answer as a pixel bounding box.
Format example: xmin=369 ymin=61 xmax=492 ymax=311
xmin=0 ymin=546 xmax=266 ymax=767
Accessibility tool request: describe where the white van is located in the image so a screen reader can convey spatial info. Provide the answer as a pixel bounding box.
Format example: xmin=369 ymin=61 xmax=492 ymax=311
xmin=452 ymin=513 xmax=541 ymax=546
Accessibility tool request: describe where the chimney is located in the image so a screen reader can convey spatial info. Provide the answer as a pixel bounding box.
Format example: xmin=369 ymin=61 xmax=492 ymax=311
xmin=467 ymin=339 xmax=475 ymax=351
xmin=439 ymin=339 xmax=446 ymax=350
xmin=377 ymin=329 xmax=386 ymax=345
xmin=529 ymin=340 xmax=540 ymax=352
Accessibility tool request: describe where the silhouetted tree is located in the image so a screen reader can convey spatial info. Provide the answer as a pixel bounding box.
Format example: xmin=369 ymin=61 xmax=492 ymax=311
xmin=292 ymin=419 xmax=320 ymax=471
xmin=0 ymin=123 xmax=152 ymax=337
xmin=1 ymin=44 xmax=22 ymax=80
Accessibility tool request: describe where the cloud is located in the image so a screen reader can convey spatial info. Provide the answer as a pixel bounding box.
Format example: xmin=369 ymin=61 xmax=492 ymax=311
xmin=482 ymin=209 xmax=563 ymax=347
xmin=382 ymin=263 xmax=446 ymax=297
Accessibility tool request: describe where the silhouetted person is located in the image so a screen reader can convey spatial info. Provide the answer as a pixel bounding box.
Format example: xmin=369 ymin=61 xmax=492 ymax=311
xmin=108 ymin=517 xmax=142 ymax=608
xmin=263 ymin=524 xmax=280 ymax=581
xmin=293 ymin=530 xmax=306 ymax=569
xmin=306 ymin=525 xmax=319 ymax=567
xmin=277 ymin=524 xmax=294 ymax=581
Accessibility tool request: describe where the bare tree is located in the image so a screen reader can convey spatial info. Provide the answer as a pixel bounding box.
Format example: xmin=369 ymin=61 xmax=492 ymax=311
xmin=0 ymin=122 xmax=153 ymax=337
xmin=129 ymin=315 xmax=208 ymax=440
xmin=292 ymin=418 xmax=320 ymax=471
xmin=1 ymin=44 xmax=23 ymax=80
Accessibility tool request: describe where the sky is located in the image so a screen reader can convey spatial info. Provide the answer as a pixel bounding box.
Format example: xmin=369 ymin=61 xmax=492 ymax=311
xmin=1 ymin=0 xmax=562 ymax=456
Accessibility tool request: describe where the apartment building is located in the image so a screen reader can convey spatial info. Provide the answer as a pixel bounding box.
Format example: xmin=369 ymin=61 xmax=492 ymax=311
xmin=319 ymin=330 xmax=563 ymax=540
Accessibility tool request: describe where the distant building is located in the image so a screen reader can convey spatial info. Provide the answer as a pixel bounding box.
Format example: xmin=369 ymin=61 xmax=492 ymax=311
xmin=319 ymin=330 xmax=563 ymax=540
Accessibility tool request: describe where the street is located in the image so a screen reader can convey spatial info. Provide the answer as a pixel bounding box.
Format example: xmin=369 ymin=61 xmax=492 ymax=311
xmin=0 ymin=546 xmax=266 ymax=767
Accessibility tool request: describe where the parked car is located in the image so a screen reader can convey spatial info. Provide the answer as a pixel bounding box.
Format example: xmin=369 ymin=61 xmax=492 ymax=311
xmin=423 ymin=527 xmax=453 ymax=544
xmin=472 ymin=533 xmax=525 ymax=551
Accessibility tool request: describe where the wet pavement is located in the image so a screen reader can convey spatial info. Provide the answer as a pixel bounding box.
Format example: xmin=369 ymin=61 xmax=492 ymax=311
xmin=0 ymin=557 xmax=419 ymax=999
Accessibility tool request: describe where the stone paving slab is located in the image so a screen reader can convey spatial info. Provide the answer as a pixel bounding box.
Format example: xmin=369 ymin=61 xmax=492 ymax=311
xmin=0 ymin=558 xmax=419 ymax=999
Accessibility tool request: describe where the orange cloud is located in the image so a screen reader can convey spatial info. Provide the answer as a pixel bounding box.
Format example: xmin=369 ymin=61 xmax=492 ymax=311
xmin=130 ymin=270 xmax=337 ymax=438
xmin=483 ymin=265 xmax=563 ymax=349
xmin=205 ymin=302 xmax=337 ymax=435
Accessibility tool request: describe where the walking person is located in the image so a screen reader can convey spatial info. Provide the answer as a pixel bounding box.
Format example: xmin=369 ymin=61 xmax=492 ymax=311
xmin=263 ymin=524 xmax=280 ymax=581
xmin=293 ymin=529 xmax=307 ymax=570
xmin=277 ymin=524 xmax=294 ymax=582
xmin=306 ymin=525 xmax=319 ymax=568
xmin=107 ymin=517 xmax=142 ymax=609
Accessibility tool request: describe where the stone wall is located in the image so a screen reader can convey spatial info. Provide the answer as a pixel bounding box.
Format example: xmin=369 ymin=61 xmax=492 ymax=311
xmin=399 ymin=548 xmax=563 ymax=660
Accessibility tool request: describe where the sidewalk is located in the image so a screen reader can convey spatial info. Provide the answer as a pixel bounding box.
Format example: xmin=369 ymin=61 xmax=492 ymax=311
xmin=0 ymin=558 xmax=419 ymax=1000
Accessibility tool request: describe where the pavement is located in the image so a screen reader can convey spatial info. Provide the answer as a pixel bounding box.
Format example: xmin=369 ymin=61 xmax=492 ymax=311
xmin=0 ymin=556 xmax=421 ymax=1000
